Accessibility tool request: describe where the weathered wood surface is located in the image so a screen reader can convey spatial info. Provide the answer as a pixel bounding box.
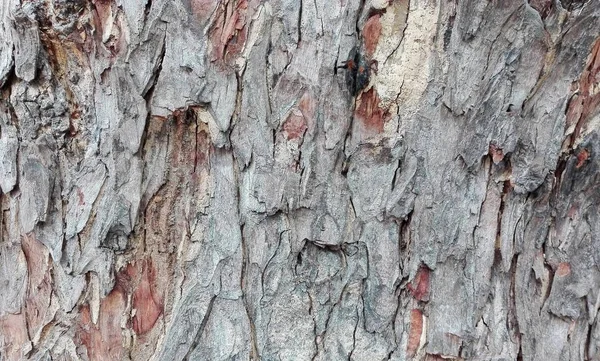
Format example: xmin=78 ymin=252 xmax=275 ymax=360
xmin=1 ymin=0 xmax=600 ymax=360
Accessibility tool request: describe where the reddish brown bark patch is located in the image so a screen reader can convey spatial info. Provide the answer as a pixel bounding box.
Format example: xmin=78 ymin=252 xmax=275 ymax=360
xmin=407 ymin=264 xmax=431 ymax=302
xmin=119 ymin=260 xmax=164 ymax=335
xmin=21 ymin=235 xmax=53 ymax=343
xmin=354 ymin=88 xmax=388 ymax=133
xmin=488 ymin=143 xmax=505 ymax=164
xmin=78 ymin=289 xmax=126 ymax=361
xmin=567 ymin=203 xmax=579 ymax=219
xmin=283 ymin=110 xmax=307 ymax=140
xmin=565 ymin=38 xmax=600 ymax=145
xmin=407 ymin=309 xmax=423 ymax=357
xmin=77 ymin=187 xmax=85 ymax=205
xmin=0 ymin=313 xmax=30 ymax=361
xmin=556 ymin=262 xmax=571 ymax=277
xmin=208 ymin=0 xmax=250 ymax=65
xmin=282 ymin=93 xmax=316 ymax=141
xmin=90 ymin=0 xmax=126 ymax=57
xmin=142 ymin=112 xmax=212 ymax=254
xmin=575 ymin=148 xmax=590 ymax=168
xmin=363 ymin=15 xmax=382 ymax=57
xmin=566 ymin=93 xmax=584 ymax=133
xmin=91 ymin=0 xmax=111 ymax=29
xmin=191 ymin=0 xmax=219 ymax=23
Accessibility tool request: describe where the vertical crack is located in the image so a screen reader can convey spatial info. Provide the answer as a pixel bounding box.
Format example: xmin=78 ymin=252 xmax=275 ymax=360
xmin=383 ymin=1 xmax=410 ymax=67
xmin=192 ymin=110 xmax=199 ymax=174
xmin=390 ymin=158 xmax=402 ymax=191
xmin=143 ymin=0 xmax=154 ymax=25
xmin=347 ymin=295 xmax=360 ymax=361
xmin=142 ymin=33 xmax=166 ymax=101
xmin=181 ymin=296 xmax=217 ymax=361
xmin=508 ymin=254 xmax=522 ymax=358
xmin=137 ymin=34 xmax=166 ymax=157
xmin=308 ymin=292 xmax=319 ymax=361
xmin=355 ymin=0 xmax=367 ymax=37
xmin=229 ymin=61 xmax=245 ymax=152
xmin=539 ymin=239 xmax=554 ymax=314
xmin=584 ymin=319 xmax=593 ymax=361
xmin=265 ymin=35 xmax=274 ymax=116
xmin=240 ymin=223 xmax=260 ymax=360
xmin=297 ymin=0 xmax=303 ymax=44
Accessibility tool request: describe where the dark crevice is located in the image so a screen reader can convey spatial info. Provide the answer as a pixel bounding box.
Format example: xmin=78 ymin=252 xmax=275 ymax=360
xmin=508 ymin=253 xmax=522 ymax=357
xmin=0 ymin=53 xmax=16 ymax=90
xmin=265 ymin=33 xmax=274 ymax=116
xmin=181 ymin=296 xmax=217 ymax=361
xmin=584 ymin=320 xmax=593 ymax=361
xmin=334 ymin=44 xmax=342 ymax=75
xmin=348 ymin=195 xmax=357 ymax=219
xmin=399 ymin=210 xmax=413 ymax=262
xmin=272 ymin=128 xmax=276 ymax=158
xmin=320 ymin=282 xmax=350 ymax=347
xmin=143 ymin=0 xmax=153 ymax=25
xmin=340 ymin=159 xmax=349 ymax=177
xmin=443 ymin=13 xmax=455 ymax=52
xmin=539 ymin=244 xmax=554 ymax=315
xmin=297 ymin=0 xmax=303 ymax=44
xmin=560 ymin=0 xmax=589 ymax=11
xmin=304 ymin=238 xmax=355 ymax=255
xmin=521 ymin=42 xmax=561 ymax=116
xmin=192 ymin=109 xmax=199 ymax=174
xmin=347 ymin=293 xmax=360 ymax=361
xmin=137 ymin=35 xmax=166 ymax=158
xmin=355 ymin=0 xmax=367 ymax=38
xmin=142 ymin=34 xmax=166 ymax=101
xmin=228 ymin=63 xmax=245 ymax=165
xmin=261 ymin=229 xmax=285 ymax=301
xmin=140 ymin=122 xmax=170 ymax=218
xmin=390 ymin=158 xmax=402 ymax=191
xmin=299 ymin=151 xmax=306 ymax=180
xmin=496 ymin=179 xmax=510 ymax=247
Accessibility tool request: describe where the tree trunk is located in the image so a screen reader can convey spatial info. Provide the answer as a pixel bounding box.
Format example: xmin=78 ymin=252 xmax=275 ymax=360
xmin=1 ymin=0 xmax=600 ymax=360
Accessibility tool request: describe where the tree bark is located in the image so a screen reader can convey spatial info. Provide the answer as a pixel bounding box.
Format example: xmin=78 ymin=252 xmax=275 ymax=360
xmin=1 ymin=0 xmax=600 ymax=360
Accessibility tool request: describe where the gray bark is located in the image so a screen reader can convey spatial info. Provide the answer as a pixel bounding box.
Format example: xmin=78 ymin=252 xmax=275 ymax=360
xmin=1 ymin=0 xmax=600 ymax=360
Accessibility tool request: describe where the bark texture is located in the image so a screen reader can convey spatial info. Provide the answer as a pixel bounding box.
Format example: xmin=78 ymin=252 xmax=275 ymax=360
xmin=1 ymin=0 xmax=600 ymax=360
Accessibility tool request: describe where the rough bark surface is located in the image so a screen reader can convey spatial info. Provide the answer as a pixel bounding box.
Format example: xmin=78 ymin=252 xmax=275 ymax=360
xmin=1 ymin=0 xmax=600 ymax=360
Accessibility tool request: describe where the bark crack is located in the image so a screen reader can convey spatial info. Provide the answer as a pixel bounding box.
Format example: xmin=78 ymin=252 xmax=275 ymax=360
xmin=383 ymin=1 xmax=410 ymax=67
xmin=309 ymin=292 xmax=319 ymax=361
xmin=347 ymin=295 xmax=360 ymax=361
xmin=297 ymin=0 xmax=303 ymax=44
xmin=181 ymin=295 xmax=217 ymax=361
